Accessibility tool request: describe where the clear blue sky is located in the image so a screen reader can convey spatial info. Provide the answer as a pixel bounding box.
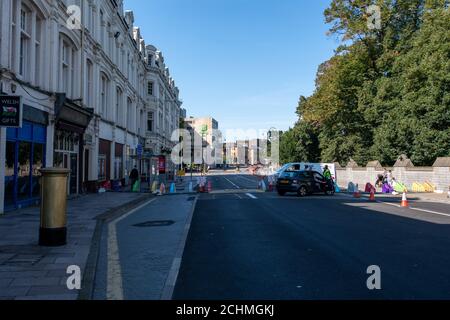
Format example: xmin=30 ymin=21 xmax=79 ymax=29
xmin=125 ymin=0 xmax=338 ymax=139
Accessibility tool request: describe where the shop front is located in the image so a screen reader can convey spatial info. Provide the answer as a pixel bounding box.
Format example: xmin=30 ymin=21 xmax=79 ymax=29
xmin=4 ymin=105 xmax=48 ymax=211
xmin=98 ymin=139 xmax=111 ymax=183
xmin=53 ymin=94 xmax=93 ymax=196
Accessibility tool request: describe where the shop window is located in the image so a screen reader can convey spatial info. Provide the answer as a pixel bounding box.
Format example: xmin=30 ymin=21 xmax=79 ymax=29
xmin=32 ymin=144 xmax=44 ymax=197
xmin=17 ymin=141 xmax=31 ymax=201
xmin=4 ymin=142 xmax=16 ymax=206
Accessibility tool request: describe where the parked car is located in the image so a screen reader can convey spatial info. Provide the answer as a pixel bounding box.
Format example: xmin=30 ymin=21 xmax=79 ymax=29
xmin=276 ymin=170 xmax=335 ymax=197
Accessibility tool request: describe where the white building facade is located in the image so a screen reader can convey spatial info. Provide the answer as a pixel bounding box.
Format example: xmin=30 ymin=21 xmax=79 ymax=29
xmin=144 ymin=45 xmax=183 ymax=179
xmin=0 ymin=0 xmax=183 ymax=213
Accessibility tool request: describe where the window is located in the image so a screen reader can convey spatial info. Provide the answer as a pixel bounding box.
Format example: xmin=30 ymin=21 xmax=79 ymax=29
xmin=86 ymin=59 xmax=93 ymax=107
xmin=100 ymin=74 xmax=108 ymax=117
xmin=148 ymin=54 xmax=153 ymax=67
xmin=116 ymin=87 xmax=123 ymax=125
xmin=147 ymin=81 xmax=154 ymax=96
xmin=98 ymin=155 xmax=106 ymax=181
xmin=61 ymin=41 xmax=70 ymax=94
xmin=127 ymin=98 xmax=133 ymax=130
xmin=147 ymin=112 xmax=154 ymax=132
xmin=19 ymin=7 xmax=31 ymax=79
xmin=100 ymin=10 xmax=105 ymax=46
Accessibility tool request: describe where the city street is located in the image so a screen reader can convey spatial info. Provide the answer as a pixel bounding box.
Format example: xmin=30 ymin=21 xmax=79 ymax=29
xmin=171 ymin=173 xmax=450 ymax=300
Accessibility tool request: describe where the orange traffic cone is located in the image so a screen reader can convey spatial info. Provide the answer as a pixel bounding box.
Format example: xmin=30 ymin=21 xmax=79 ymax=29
xmin=369 ymin=189 xmax=376 ymax=202
xmin=401 ymin=192 xmax=409 ymax=207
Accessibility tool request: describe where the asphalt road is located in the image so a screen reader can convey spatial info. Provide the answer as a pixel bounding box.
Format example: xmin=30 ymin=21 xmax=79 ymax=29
xmin=173 ymin=173 xmax=450 ymax=300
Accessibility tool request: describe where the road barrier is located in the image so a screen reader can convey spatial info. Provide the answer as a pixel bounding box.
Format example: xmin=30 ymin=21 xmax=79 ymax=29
xmin=353 ymin=184 xmax=361 ymax=198
xmin=369 ymin=189 xmax=376 ymax=202
xmin=159 ymin=183 xmax=166 ymax=195
xmin=151 ymin=181 xmax=158 ymax=193
xmin=169 ymin=183 xmax=176 ymax=194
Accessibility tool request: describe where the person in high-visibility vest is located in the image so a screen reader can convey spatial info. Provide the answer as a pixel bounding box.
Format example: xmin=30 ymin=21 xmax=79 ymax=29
xmin=323 ymin=165 xmax=332 ymax=181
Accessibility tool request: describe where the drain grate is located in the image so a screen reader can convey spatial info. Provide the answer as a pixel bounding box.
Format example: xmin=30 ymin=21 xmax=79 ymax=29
xmin=133 ymin=220 xmax=175 ymax=228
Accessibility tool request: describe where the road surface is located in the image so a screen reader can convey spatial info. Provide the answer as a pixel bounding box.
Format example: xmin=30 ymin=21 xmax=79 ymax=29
xmin=173 ymin=173 xmax=450 ymax=299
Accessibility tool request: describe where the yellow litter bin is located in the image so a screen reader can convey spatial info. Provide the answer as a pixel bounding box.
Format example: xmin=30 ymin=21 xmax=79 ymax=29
xmin=39 ymin=168 xmax=70 ymax=246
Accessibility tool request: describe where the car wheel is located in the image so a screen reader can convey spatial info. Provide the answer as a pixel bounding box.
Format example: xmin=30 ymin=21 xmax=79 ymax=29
xmin=298 ymin=186 xmax=307 ymax=197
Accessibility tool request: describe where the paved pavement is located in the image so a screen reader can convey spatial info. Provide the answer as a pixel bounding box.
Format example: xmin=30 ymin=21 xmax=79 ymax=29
xmin=0 ymin=192 xmax=150 ymax=300
xmin=173 ymin=174 xmax=450 ymax=300
xmin=91 ymin=194 xmax=196 ymax=300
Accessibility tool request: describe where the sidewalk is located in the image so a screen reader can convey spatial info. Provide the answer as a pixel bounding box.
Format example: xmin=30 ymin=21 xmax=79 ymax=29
xmin=90 ymin=194 xmax=197 ymax=300
xmin=0 ymin=192 xmax=151 ymax=300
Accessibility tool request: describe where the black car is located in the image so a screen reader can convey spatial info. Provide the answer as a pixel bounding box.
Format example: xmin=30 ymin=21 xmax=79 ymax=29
xmin=276 ymin=170 xmax=335 ymax=197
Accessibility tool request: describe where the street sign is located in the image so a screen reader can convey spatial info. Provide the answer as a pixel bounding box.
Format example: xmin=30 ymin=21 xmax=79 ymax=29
xmin=201 ymin=124 xmax=208 ymax=134
xmin=136 ymin=144 xmax=143 ymax=158
xmin=0 ymin=95 xmax=22 ymax=128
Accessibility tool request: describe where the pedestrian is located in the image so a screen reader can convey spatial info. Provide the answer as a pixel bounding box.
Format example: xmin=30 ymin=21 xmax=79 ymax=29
xmin=323 ymin=165 xmax=332 ymax=181
xmin=130 ymin=166 xmax=139 ymax=189
xmin=387 ymin=170 xmax=394 ymax=186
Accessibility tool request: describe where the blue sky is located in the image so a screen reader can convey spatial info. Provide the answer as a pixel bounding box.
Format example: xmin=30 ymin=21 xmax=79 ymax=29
xmin=125 ymin=0 xmax=338 ymax=139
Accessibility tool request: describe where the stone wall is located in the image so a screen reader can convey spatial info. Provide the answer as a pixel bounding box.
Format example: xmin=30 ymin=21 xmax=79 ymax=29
xmin=335 ymin=155 xmax=450 ymax=192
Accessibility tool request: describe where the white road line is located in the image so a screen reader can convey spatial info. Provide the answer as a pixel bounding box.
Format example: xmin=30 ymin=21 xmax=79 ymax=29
xmin=246 ymin=193 xmax=258 ymax=199
xmin=375 ymin=200 xmax=450 ymax=218
xmin=107 ymin=198 xmax=157 ymax=300
xmin=409 ymin=207 xmax=450 ymax=218
xmin=224 ymin=177 xmax=241 ymax=189
xmin=236 ymin=175 xmax=259 ymax=184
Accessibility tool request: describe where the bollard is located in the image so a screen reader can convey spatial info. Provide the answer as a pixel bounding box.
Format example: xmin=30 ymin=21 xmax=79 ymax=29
xmin=39 ymin=168 xmax=70 ymax=247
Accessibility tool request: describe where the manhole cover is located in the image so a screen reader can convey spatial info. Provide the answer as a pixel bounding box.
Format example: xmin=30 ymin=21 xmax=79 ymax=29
xmin=133 ymin=220 xmax=175 ymax=227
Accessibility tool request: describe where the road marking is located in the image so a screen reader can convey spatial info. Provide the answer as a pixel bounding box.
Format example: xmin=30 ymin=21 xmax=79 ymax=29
xmin=236 ymin=175 xmax=259 ymax=184
xmin=224 ymin=177 xmax=240 ymax=189
xmin=382 ymin=201 xmax=450 ymax=218
xmin=235 ymin=193 xmax=243 ymax=199
xmin=107 ymin=198 xmax=157 ymax=300
xmin=246 ymin=193 xmax=258 ymax=199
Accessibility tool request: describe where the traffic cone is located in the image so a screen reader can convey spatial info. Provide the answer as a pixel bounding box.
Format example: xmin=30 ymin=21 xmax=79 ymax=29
xmin=401 ymin=192 xmax=409 ymax=207
xmin=369 ymin=189 xmax=376 ymax=202
xmin=169 ymin=183 xmax=176 ymax=194
xmin=160 ymin=183 xmax=166 ymax=195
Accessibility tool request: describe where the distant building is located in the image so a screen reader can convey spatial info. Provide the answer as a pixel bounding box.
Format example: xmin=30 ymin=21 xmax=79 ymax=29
xmin=184 ymin=117 xmax=220 ymax=167
xmin=248 ymin=139 xmax=268 ymax=165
